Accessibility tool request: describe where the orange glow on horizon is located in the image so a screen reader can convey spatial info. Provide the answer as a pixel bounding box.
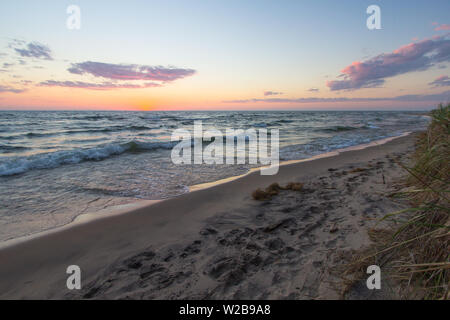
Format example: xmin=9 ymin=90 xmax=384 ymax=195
xmin=0 ymin=83 xmax=441 ymax=111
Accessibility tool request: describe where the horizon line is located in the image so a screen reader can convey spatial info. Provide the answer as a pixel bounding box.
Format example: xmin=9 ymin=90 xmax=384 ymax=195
xmin=0 ymin=108 xmax=434 ymax=112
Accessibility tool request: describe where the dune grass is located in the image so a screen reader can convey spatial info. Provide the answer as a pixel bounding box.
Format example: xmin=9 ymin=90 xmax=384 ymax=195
xmin=344 ymin=103 xmax=449 ymax=299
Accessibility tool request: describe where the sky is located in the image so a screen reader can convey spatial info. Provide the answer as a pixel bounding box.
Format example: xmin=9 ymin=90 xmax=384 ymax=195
xmin=0 ymin=0 xmax=449 ymax=111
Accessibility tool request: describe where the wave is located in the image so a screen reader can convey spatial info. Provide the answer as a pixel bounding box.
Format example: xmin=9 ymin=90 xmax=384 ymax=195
xmin=71 ymin=115 xmax=104 ymax=121
xmin=139 ymin=115 xmax=161 ymax=120
xmin=319 ymin=124 xmax=381 ymax=132
xmin=4 ymin=125 xmax=155 ymax=140
xmin=0 ymin=140 xmax=176 ymax=176
xmin=70 ymin=115 xmax=126 ymax=121
xmin=253 ymin=122 xmax=268 ymax=128
xmin=274 ymin=119 xmax=295 ymax=124
xmin=212 ymin=120 xmax=293 ymax=129
xmin=318 ymin=126 xmax=360 ymax=132
xmin=0 ymin=133 xmax=274 ymax=176
xmin=0 ymin=145 xmax=30 ymax=153
xmin=58 ymin=125 xmax=154 ymax=135
xmin=364 ymin=123 xmax=380 ymax=129
xmin=25 ymin=132 xmax=52 ymax=138
xmin=0 ymin=135 xmax=18 ymax=140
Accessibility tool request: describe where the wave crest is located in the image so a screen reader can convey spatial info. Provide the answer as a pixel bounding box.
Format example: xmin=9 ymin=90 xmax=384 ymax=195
xmin=0 ymin=140 xmax=176 ymax=176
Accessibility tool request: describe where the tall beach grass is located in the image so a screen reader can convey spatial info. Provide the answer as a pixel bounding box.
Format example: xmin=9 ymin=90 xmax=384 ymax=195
xmin=344 ymin=103 xmax=449 ymax=299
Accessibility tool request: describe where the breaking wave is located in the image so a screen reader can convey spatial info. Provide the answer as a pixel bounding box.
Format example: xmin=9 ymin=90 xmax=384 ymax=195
xmin=0 ymin=140 xmax=176 ymax=176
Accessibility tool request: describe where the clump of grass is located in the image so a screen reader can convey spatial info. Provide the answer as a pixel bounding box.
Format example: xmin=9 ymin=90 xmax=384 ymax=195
xmin=285 ymin=182 xmax=304 ymax=191
xmin=348 ymin=167 xmax=367 ymax=173
xmin=251 ymin=182 xmax=282 ymax=200
xmin=251 ymin=188 xmax=272 ymax=201
xmin=266 ymin=182 xmax=283 ymax=195
xmin=252 ymin=182 xmax=303 ymax=200
xmin=344 ymin=103 xmax=450 ymax=300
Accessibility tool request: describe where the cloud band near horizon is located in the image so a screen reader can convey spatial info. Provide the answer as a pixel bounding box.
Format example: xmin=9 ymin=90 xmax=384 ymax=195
xmin=0 ymin=85 xmax=27 ymax=94
xmin=224 ymin=90 xmax=450 ymax=104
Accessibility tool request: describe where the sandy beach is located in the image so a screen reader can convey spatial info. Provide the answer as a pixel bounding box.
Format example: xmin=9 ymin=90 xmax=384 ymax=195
xmin=0 ymin=133 xmax=417 ymax=299
xmin=2 ymin=1 xmax=449 ymax=304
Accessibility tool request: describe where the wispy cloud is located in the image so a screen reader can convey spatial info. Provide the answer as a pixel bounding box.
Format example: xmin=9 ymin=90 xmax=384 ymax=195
xmin=224 ymin=91 xmax=450 ymax=104
xmin=429 ymin=75 xmax=450 ymax=87
xmin=435 ymin=24 xmax=450 ymax=31
xmin=13 ymin=41 xmax=53 ymax=60
xmin=263 ymin=91 xmax=283 ymax=96
xmin=0 ymin=85 xmax=27 ymax=94
xmin=38 ymin=61 xmax=199 ymax=90
xmin=307 ymin=88 xmax=319 ymax=92
xmin=327 ymin=34 xmax=450 ymax=91
xmin=68 ymin=61 xmax=196 ymax=82
xmin=39 ymin=80 xmax=161 ymax=90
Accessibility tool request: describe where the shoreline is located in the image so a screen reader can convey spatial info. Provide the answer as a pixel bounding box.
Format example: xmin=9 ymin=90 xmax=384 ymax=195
xmin=0 ymin=132 xmax=417 ymax=299
xmin=1 ymin=132 xmax=411 ymax=250
xmin=189 ymin=132 xmax=411 ymax=192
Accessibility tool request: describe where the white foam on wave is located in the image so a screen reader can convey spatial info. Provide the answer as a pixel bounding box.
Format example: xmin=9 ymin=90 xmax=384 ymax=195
xmin=0 ymin=140 xmax=176 ymax=176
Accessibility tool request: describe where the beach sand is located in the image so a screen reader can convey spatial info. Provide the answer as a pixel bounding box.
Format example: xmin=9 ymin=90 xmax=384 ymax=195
xmin=0 ymin=134 xmax=416 ymax=299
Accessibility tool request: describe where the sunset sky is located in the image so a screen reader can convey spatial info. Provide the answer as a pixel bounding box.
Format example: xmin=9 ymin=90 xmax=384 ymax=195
xmin=0 ymin=0 xmax=449 ymax=111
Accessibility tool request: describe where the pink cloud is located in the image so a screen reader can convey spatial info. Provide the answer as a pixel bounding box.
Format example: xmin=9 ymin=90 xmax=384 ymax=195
xmin=327 ymin=33 xmax=450 ymax=91
xmin=68 ymin=61 xmax=196 ymax=82
xmin=429 ymin=75 xmax=450 ymax=87
xmin=435 ymin=24 xmax=450 ymax=31
xmin=39 ymin=61 xmax=196 ymax=91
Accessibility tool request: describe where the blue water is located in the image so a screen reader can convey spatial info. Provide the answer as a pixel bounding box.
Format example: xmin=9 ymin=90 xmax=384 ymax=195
xmin=0 ymin=110 xmax=429 ymax=241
